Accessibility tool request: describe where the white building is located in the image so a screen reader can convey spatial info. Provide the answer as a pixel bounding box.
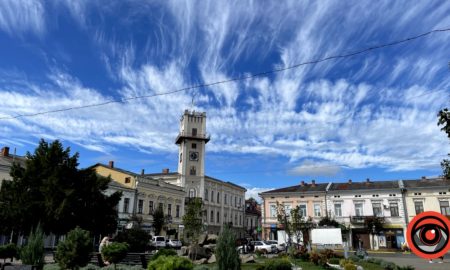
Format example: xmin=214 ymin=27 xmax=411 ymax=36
xmin=327 ymin=179 xmax=406 ymax=250
xmin=150 ymin=110 xmax=246 ymax=236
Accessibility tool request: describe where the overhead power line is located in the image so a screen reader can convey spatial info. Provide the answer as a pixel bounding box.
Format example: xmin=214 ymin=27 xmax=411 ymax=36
xmin=1 ymin=27 xmax=449 ymax=121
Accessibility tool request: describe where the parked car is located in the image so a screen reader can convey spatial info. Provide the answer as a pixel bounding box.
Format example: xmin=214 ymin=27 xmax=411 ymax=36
xmin=264 ymin=240 xmax=286 ymax=252
xmin=166 ymin=239 xmax=182 ymax=249
xmin=251 ymin=241 xmax=276 ymax=254
xmin=151 ymin=236 xmax=167 ymax=249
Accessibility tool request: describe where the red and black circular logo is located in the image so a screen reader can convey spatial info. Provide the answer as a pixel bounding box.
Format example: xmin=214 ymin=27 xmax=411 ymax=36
xmin=407 ymin=211 xmax=450 ymax=259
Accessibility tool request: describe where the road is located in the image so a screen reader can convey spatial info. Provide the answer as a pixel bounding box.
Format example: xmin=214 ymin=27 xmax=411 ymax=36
xmin=369 ymin=252 xmax=449 ymax=270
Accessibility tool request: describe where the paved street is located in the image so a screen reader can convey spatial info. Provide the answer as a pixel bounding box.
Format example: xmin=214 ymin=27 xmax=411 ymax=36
xmin=369 ymin=252 xmax=450 ymax=270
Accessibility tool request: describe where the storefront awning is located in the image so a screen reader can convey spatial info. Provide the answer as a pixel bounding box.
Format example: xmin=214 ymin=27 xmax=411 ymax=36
xmin=383 ymin=224 xmax=404 ymax=229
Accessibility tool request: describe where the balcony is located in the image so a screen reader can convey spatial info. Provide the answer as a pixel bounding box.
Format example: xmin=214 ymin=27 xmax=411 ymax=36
xmin=175 ymin=132 xmax=210 ymax=144
xmin=351 ymin=216 xmax=369 ymax=224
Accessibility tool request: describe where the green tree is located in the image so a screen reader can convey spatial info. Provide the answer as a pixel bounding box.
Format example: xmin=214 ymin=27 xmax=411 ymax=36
xmin=276 ymin=202 xmax=292 ymax=246
xmin=215 ymin=225 xmax=240 ymax=270
xmin=182 ymin=198 xmax=204 ymax=244
xmin=55 ymin=227 xmax=92 ymax=270
xmin=0 ymin=139 xmax=121 ymax=236
xmin=20 ymin=225 xmax=45 ymax=270
xmin=101 ymin=242 xmax=129 ymax=270
xmin=152 ymin=206 xmax=166 ymax=236
xmin=115 ymin=227 xmax=151 ymax=252
xmin=438 ymin=108 xmax=450 ymax=179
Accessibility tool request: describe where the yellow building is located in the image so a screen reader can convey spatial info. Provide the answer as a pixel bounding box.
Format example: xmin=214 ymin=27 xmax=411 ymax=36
xmin=402 ymin=177 xmax=450 ymax=223
xmin=93 ymin=162 xmax=185 ymax=237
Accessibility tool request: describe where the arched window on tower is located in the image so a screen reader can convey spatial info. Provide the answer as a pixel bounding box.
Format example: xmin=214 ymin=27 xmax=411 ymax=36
xmin=189 ymin=188 xmax=196 ymax=198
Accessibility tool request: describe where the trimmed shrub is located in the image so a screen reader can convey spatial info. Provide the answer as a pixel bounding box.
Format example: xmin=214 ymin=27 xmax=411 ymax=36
xmin=115 ymin=228 xmax=151 ymax=252
xmin=0 ymin=243 xmax=18 ymax=262
xmin=147 ymin=255 xmax=193 ymax=270
xmin=328 ymin=257 xmax=340 ymax=264
xmin=43 ymin=264 xmax=61 ymax=270
xmin=344 ymin=263 xmax=357 ymax=270
xmin=152 ymin=248 xmax=177 ymax=261
xmin=193 ymin=266 xmax=209 ymax=270
xmin=55 ymin=227 xmax=92 ymax=270
xmin=339 ymin=259 xmax=354 ymax=267
xmin=255 ymin=258 xmax=292 ymax=270
xmin=101 ymin=242 xmax=129 ymax=270
xmin=348 ymin=255 xmax=361 ymax=262
xmin=21 ymin=225 xmax=45 ymax=270
xmin=380 ymin=261 xmax=396 ymax=270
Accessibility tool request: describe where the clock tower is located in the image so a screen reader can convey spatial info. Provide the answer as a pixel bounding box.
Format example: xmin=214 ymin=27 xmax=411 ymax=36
xmin=175 ymin=110 xmax=210 ymax=198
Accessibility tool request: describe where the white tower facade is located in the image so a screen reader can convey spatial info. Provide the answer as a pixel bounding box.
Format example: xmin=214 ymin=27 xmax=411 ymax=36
xmin=175 ymin=110 xmax=210 ymax=198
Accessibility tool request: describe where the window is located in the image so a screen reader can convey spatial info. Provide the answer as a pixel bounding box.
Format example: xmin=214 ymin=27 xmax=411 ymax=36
xmin=235 ymin=196 xmax=237 ymax=207
xmin=217 ymin=192 xmax=220 ymax=203
xmin=190 ymin=166 xmax=196 ymax=175
xmin=224 ymin=194 xmax=227 ymax=204
xmin=299 ymin=204 xmax=307 ymax=217
xmin=334 ymin=203 xmax=342 ymax=217
xmin=211 ymin=190 xmax=214 ymax=202
xmin=372 ymin=203 xmax=383 ymax=217
xmin=314 ymin=203 xmax=321 ymax=217
xmin=168 ymin=204 xmax=172 ymax=216
xmin=217 ymin=211 xmax=220 ymax=223
xmin=355 ymin=203 xmax=363 ymax=216
xmin=250 ymin=218 xmax=253 ymax=228
xmin=389 ymin=202 xmax=399 ymax=217
xmin=138 ymin=199 xmax=143 ymax=214
xmin=176 ymin=205 xmax=180 ymax=218
xmin=125 ymin=177 xmax=131 ymax=184
xmin=192 ymin=143 xmax=197 ymax=149
xmin=414 ymin=201 xmax=424 ymax=214
xmin=158 ymin=202 xmax=163 ymax=210
xmin=270 ymin=204 xmax=277 ymax=217
xmin=189 ymin=188 xmax=196 ymax=198
xmin=210 ymin=210 xmax=214 ymax=222
xmin=440 ymin=201 xmax=450 ymax=215
xmin=240 ymin=215 xmax=242 ymax=225
xmin=205 ymin=189 xmax=209 ymax=201
xmin=235 ymin=214 xmax=237 ymax=225
xmin=123 ymin=198 xmax=130 ymax=213
xmin=284 ymin=204 xmax=292 ymax=215
xmin=192 ymin=128 xmax=197 ymax=136
xmin=149 ymin=201 xmax=154 ymax=214
xmin=239 ymin=197 xmax=242 ymax=206
xmin=179 ymin=153 xmax=182 ymax=163
xmin=224 ymin=213 xmax=227 ymax=222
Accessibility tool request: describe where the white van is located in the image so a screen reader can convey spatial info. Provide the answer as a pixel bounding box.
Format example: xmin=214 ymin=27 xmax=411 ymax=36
xmin=151 ymin=236 xmax=167 ymax=249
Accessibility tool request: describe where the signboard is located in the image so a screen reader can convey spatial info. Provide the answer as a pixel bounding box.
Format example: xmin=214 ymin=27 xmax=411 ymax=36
xmin=311 ymin=228 xmax=343 ymax=245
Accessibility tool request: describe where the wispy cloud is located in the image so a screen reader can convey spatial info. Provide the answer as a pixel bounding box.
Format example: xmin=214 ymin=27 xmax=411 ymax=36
xmin=0 ymin=1 xmax=449 ymax=175
xmin=0 ymin=0 xmax=45 ymax=37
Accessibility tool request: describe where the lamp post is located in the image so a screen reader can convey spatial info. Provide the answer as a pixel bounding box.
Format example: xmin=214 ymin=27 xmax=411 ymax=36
xmin=372 ymin=225 xmax=376 ymax=250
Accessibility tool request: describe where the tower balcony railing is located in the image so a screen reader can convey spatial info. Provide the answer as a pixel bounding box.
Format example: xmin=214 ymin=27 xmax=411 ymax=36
xmin=175 ymin=132 xmax=210 ymax=144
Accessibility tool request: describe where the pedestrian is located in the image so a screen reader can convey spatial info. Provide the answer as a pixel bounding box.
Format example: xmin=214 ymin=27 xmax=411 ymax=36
xmin=99 ymin=236 xmax=110 ymax=253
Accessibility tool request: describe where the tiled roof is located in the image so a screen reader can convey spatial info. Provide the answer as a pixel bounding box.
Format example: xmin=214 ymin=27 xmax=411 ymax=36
xmin=205 ymin=175 xmax=247 ymax=191
xmin=92 ymin=163 xmax=138 ymax=176
xmin=260 ymin=183 xmax=328 ymax=194
xmin=403 ymin=177 xmax=450 ymax=188
xmin=328 ymin=180 xmax=399 ymax=191
xmin=143 ymin=172 xmax=180 ymax=177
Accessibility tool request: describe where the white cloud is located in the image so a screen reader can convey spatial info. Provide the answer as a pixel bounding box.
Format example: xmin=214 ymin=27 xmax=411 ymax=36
xmin=289 ymin=160 xmax=342 ymax=177
xmin=0 ymin=0 xmax=45 ymax=37
xmin=244 ymin=187 xmax=274 ymax=203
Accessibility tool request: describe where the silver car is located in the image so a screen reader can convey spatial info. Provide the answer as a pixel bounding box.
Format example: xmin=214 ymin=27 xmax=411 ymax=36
xmin=166 ymin=239 xmax=182 ymax=249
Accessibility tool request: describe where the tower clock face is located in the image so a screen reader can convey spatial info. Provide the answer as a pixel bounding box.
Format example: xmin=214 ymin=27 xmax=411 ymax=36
xmin=189 ymin=151 xmax=199 ymax=161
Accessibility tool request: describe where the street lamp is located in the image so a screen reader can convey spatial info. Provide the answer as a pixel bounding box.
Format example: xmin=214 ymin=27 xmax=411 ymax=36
xmin=372 ymin=225 xmax=376 ymax=250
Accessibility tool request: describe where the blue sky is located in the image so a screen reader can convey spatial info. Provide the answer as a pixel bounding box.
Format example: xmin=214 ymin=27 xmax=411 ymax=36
xmin=0 ymin=1 xmax=449 ymax=198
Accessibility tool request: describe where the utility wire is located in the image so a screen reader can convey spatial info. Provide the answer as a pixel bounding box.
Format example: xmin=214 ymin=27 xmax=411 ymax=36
xmin=1 ymin=27 xmax=449 ymax=121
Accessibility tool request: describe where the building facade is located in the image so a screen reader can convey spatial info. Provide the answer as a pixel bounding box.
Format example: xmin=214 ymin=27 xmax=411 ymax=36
xmin=403 ymin=177 xmax=450 ymax=223
xmin=245 ymin=198 xmax=262 ymax=240
xmin=0 ymin=146 xmax=26 ymax=188
xmin=327 ymin=179 xmax=406 ymax=250
xmin=93 ymin=162 xmax=186 ymax=237
xmin=148 ymin=110 xmax=246 ymax=237
xmin=260 ymin=180 xmax=329 ymax=241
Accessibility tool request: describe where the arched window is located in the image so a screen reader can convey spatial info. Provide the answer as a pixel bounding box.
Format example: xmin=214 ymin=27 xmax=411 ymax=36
xmin=217 ymin=192 xmax=220 ymax=203
xmin=205 ymin=189 xmax=208 ymax=201
xmin=189 ymin=188 xmax=196 ymax=198
xmin=210 ymin=210 xmax=214 ymax=222
xmin=217 ymin=211 xmax=220 ymax=223
xmin=211 ymin=190 xmax=214 ymax=202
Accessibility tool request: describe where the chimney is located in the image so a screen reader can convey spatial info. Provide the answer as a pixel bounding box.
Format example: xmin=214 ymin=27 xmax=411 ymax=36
xmin=162 ymin=168 xmax=169 ymax=174
xmin=421 ymin=176 xmax=427 ymax=181
xmin=141 ymin=169 xmax=145 ymax=176
xmin=108 ymin=161 xmax=114 ymax=168
xmin=311 ymin=180 xmax=316 ymax=187
xmin=300 ymin=180 xmax=305 ymax=186
xmin=1 ymin=147 xmax=9 ymax=157
xmin=348 ymin=179 xmax=352 ymax=184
